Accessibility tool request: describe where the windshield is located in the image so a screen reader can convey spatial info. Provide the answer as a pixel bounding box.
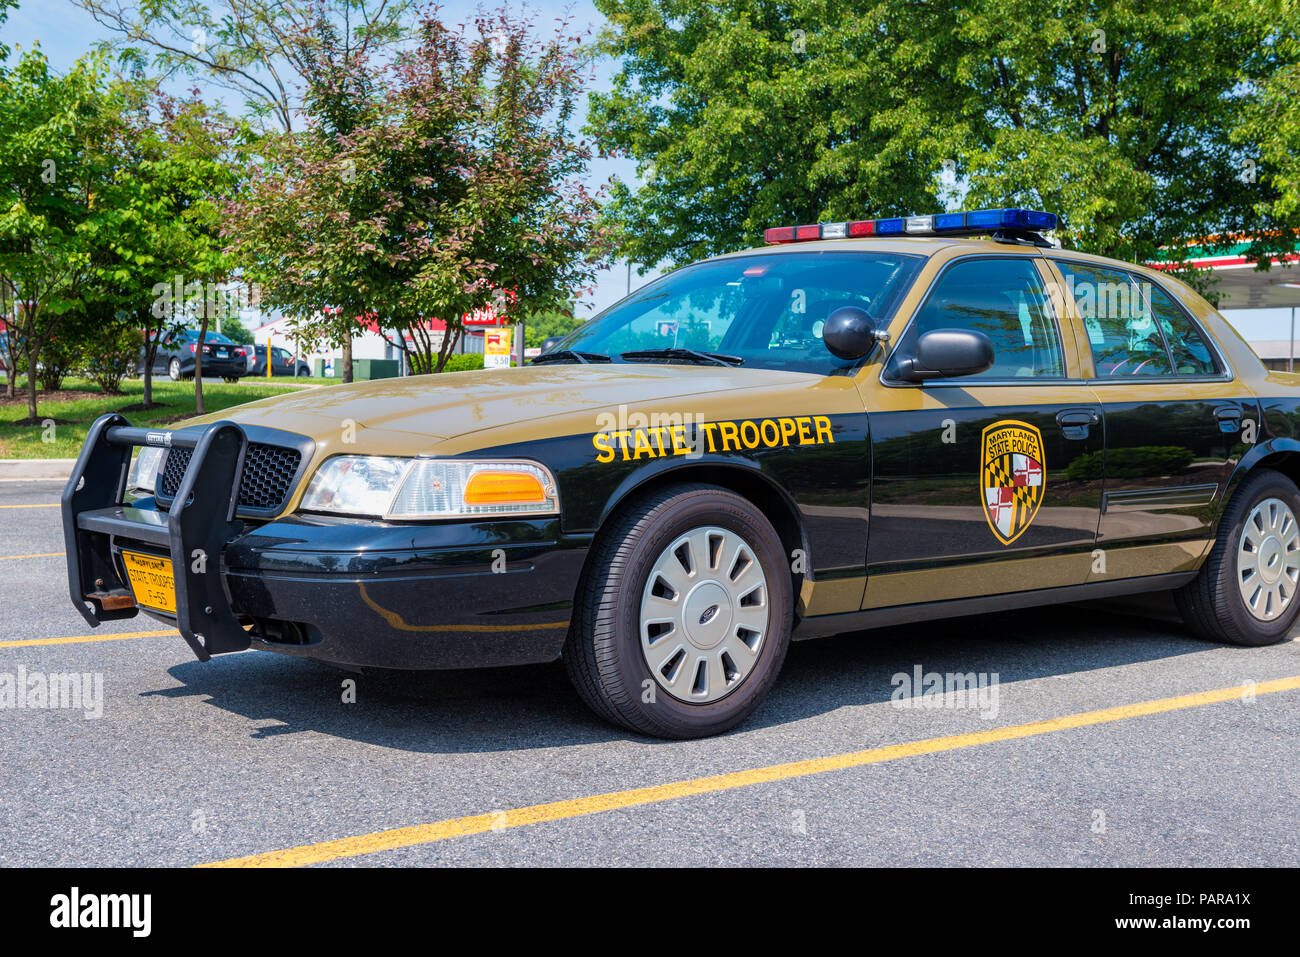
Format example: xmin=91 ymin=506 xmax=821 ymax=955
xmin=558 ymin=251 xmax=924 ymax=373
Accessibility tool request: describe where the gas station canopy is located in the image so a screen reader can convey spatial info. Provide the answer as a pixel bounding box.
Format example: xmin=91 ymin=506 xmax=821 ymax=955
xmin=1152 ymin=239 xmax=1300 ymax=309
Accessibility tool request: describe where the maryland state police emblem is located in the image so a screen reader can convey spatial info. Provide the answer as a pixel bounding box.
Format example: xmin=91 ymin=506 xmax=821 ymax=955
xmin=980 ymin=420 xmax=1045 ymax=545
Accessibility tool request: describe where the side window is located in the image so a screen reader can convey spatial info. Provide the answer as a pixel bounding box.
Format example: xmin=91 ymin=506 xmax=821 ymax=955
xmin=1146 ymin=282 xmax=1219 ymax=376
xmin=1055 ymin=260 xmax=1180 ymax=377
xmin=892 ymin=257 xmax=1064 ymax=379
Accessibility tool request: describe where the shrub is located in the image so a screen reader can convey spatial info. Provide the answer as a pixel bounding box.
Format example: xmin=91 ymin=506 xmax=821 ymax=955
xmin=439 ymin=353 xmax=485 ymax=373
xmin=79 ymin=323 xmax=142 ymax=394
xmin=37 ymin=335 xmax=79 ymax=392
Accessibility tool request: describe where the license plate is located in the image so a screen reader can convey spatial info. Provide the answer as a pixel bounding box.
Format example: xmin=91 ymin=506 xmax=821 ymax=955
xmin=217 ymin=349 xmax=228 ymax=357
xmin=120 ymin=550 xmax=177 ymax=615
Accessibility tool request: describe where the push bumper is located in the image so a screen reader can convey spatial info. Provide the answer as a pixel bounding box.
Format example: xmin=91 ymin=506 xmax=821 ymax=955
xmin=62 ymin=415 xmax=587 ymax=669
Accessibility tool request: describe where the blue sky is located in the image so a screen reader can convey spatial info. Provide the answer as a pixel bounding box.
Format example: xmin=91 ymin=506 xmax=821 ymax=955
xmin=3 ymin=0 xmax=1294 ymax=336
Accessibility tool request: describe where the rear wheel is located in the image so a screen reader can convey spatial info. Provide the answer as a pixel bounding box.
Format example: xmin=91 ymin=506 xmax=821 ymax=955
xmin=564 ymin=483 xmax=793 ymax=738
xmin=1176 ymin=468 xmax=1300 ymax=646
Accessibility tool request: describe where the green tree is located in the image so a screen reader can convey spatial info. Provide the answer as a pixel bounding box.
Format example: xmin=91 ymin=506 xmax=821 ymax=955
xmin=524 ymin=308 xmax=584 ymax=349
xmin=86 ymin=86 xmax=251 ymax=408
xmin=588 ymin=0 xmax=947 ymax=268
xmin=1237 ymin=0 xmax=1300 ymax=246
xmin=0 ymin=49 xmax=119 ymax=423
xmin=590 ymin=0 xmax=1293 ymax=273
xmin=220 ymin=312 xmax=255 ymax=344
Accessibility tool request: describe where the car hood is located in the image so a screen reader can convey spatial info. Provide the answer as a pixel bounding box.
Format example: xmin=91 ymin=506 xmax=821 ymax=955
xmin=186 ymin=363 xmax=828 ymax=443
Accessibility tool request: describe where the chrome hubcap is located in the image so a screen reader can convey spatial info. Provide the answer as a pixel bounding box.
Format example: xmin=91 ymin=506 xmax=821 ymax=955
xmin=640 ymin=526 xmax=768 ymax=703
xmin=1237 ymin=497 xmax=1300 ymax=621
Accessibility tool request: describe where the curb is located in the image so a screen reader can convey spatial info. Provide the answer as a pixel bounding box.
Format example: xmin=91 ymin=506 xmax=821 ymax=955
xmin=0 ymin=459 xmax=78 ymax=482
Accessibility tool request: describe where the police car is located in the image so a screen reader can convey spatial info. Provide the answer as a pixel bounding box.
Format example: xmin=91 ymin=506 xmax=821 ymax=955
xmin=62 ymin=209 xmax=1300 ymax=739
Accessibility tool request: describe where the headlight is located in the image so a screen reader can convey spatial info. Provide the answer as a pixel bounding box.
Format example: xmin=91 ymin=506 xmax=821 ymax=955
xmin=387 ymin=460 xmax=559 ymax=519
xmin=128 ymin=446 xmax=167 ymax=493
xmin=299 ymin=455 xmax=411 ymax=516
xmin=299 ymin=456 xmax=560 ymax=519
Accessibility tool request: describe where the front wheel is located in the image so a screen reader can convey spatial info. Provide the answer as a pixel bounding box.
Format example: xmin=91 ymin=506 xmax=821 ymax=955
xmin=168 ymin=358 xmax=183 ymax=381
xmin=1176 ymin=468 xmax=1300 ymax=646
xmin=564 ymin=483 xmax=793 ymax=739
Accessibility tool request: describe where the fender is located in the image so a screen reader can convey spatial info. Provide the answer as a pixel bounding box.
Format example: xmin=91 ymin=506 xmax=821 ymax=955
xmin=1213 ymin=435 xmax=1300 ymax=534
xmin=594 ymin=452 xmax=813 ymax=564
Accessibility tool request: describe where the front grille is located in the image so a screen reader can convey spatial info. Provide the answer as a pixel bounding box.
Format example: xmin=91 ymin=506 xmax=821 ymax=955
xmin=161 ymin=442 xmax=302 ymax=511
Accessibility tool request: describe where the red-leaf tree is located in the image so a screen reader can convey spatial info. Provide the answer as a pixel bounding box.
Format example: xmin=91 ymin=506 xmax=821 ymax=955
xmin=225 ymin=4 xmax=611 ymax=376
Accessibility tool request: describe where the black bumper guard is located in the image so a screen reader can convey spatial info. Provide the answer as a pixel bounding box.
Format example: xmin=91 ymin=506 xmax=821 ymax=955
xmin=61 ymin=414 xmax=252 ymax=661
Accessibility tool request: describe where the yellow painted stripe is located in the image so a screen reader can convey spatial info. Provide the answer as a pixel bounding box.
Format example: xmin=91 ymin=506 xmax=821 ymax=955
xmin=0 ymin=503 xmax=58 ymax=509
xmin=201 ymin=674 xmax=1300 ymax=868
xmin=0 ymin=629 xmax=177 ymax=648
xmin=0 ymin=551 xmax=64 ymax=560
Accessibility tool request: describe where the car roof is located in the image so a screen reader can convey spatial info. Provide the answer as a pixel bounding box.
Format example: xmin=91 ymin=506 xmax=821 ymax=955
xmin=708 ymin=236 xmax=1157 ymax=275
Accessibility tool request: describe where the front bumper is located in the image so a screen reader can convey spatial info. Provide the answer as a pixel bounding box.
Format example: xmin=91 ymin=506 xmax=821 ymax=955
xmin=62 ymin=415 xmax=587 ymax=669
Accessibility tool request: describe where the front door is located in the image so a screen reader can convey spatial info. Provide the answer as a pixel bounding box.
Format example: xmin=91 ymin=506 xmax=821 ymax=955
xmin=861 ymin=253 xmax=1104 ymax=609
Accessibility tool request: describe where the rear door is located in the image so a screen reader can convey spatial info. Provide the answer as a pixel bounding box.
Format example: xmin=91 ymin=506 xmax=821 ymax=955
xmin=1047 ymin=257 xmax=1259 ymax=581
xmin=860 ymin=251 xmax=1104 ymax=609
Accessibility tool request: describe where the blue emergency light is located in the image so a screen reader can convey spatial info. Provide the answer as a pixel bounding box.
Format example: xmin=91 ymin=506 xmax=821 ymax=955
xmin=764 ymin=208 xmax=1058 ymax=245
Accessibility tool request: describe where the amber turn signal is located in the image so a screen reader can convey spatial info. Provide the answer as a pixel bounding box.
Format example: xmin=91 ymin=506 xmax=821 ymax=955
xmin=463 ymin=470 xmax=549 ymax=505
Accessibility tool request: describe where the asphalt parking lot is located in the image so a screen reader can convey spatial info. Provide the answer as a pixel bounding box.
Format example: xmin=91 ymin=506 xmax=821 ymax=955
xmin=2 ymin=477 xmax=1297 ymax=867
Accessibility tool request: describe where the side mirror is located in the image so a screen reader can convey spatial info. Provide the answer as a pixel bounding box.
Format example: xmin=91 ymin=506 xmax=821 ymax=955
xmin=896 ymin=329 xmax=995 ymax=382
xmin=822 ymin=306 xmax=879 ymax=360
xmin=540 ymin=336 xmax=565 ymax=355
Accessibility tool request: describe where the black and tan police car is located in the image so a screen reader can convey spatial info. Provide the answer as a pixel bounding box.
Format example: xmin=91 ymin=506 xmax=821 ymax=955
xmin=62 ymin=208 xmax=1300 ymax=738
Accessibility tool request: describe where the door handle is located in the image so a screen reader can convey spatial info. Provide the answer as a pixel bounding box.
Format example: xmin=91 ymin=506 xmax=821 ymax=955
xmin=1056 ymin=408 xmax=1099 ymax=440
xmin=1214 ymin=404 xmax=1242 ymax=433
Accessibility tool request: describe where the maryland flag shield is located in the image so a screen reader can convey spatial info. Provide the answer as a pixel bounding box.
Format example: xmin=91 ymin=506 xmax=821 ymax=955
xmin=980 ymin=420 xmax=1045 ymax=545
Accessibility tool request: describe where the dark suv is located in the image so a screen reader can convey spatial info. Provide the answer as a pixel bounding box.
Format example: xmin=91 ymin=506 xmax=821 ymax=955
xmin=140 ymin=330 xmax=250 ymax=382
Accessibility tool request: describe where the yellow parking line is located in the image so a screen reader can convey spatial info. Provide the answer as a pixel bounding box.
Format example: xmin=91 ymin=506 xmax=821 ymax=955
xmin=200 ymin=674 xmax=1300 ymax=868
xmin=0 ymin=551 xmax=64 ymax=560
xmin=0 ymin=503 xmax=59 ymax=509
xmin=0 ymin=629 xmax=177 ymax=648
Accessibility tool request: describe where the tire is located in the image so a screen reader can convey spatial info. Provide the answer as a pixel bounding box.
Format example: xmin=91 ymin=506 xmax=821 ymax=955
xmin=563 ymin=483 xmax=793 ymax=738
xmin=168 ymin=358 xmax=183 ymax=381
xmin=222 ymin=376 xmax=238 ymax=384
xmin=1176 ymin=467 xmax=1300 ymax=646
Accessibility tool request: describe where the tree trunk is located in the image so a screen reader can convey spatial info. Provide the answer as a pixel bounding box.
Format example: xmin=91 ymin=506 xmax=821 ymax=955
xmin=0 ymin=280 xmax=11 ymax=398
xmin=24 ymin=334 xmax=38 ymax=424
xmin=341 ymin=337 xmax=353 ymax=383
xmin=142 ymin=332 xmax=157 ymax=407
xmin=194 ymin=316 xmax=207 ymax=416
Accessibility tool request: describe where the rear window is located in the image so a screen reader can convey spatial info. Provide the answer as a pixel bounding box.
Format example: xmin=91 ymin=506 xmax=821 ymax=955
xmin=1054 ymin=260 xmax=1219 ymax=377
xmin=180 ymin=330 xmax=235 ymax=345
xmin=560 ymin=252 xmax=925 ymax=373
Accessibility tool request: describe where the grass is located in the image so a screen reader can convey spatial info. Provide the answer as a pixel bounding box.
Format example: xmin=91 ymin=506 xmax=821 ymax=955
xmin=0 ymin=376 xmax=317 ymax=459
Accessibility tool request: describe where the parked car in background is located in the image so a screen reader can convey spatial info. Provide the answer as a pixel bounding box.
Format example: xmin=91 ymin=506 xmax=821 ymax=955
xmin=247 ymin=344 xmax=311 ymax=377
xmin=139 ymin=330 xmax=250 ymax=383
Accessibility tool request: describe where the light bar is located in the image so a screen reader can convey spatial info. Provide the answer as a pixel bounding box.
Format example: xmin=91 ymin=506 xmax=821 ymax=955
xmin=763 ymin=208 xmax=1058 ymax=244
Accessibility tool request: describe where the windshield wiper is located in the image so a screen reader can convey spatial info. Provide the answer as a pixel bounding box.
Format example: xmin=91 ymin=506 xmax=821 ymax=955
xmin=618 ymin=348 xmax=744 ymax=367
xmin=529 ymin=350 xmax=611 ymax=365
